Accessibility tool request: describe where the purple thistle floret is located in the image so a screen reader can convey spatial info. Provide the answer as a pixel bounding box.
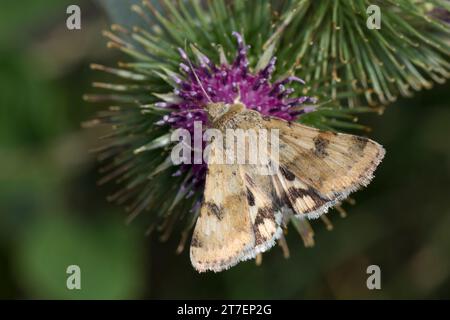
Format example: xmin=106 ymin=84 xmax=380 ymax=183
xmin=430 ymin=7 xmax=450 ymax=23
xmin=428 ymin=0 xmax=450 ymax=23
xmin=155 ymin=33 xmax=316 ymax=196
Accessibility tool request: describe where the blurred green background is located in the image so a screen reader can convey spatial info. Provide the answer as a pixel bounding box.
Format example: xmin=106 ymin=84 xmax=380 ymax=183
xmin=1 ymin=1 xmax=450 ymax=299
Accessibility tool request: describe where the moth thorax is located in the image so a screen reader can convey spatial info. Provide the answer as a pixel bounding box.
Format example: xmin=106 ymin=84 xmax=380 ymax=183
xmin=205 ymin=102 xmax=245 ymax=122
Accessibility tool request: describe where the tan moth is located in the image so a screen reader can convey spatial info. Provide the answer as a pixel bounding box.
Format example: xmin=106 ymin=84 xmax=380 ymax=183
xmin=190 ymin=102 xmax=385 ymax=272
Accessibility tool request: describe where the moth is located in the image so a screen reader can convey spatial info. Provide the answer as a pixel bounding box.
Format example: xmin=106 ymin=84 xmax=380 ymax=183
xmin=190 ymin=102 xmax=385 ymax=272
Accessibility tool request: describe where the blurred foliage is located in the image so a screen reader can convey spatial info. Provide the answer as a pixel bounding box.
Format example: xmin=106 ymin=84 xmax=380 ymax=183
xmin=0 ymin=0 xmax=449 ymax=300
xmin=0 ymin=51 xmax=67 ymax=147
xmin=96 ymin=0 xmax=159 ymax=28
xmin=15 ymin=216 xmax=145 ymax=299
xmin=0 ymin=0 xmax=71 ymax=43
xmin=0 ymin=0 xmax=147 ymax=299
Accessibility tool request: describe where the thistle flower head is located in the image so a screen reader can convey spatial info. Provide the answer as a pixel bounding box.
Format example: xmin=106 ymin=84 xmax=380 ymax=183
xmin=162 ymin=33 xmax=313 ymax=123
xmin=155 ymin=32 xmax=315 ymax=190
xmin=85 ymin=1 xmax=372 ymax=254
xmin=86 ymin=0 xmax=450 ymax=256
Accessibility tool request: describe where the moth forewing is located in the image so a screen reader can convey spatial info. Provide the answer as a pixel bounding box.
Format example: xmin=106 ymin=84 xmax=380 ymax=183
xmin=224 ymin=128 xmax=247 ymax=165
xmin=190 ymin=104 xmax=287 ymax=272
xmin=246 ymin=129 xmax=259 ymax=165
xmin=203 ymin=128 xmax=224 ymax=165
xmin=257 ymin=128 xmax=280 ymax=176
xmin=190 ymin=161 xmax=256 ymax=273
xmin=263 ymin=117 xmax=385 ymax=218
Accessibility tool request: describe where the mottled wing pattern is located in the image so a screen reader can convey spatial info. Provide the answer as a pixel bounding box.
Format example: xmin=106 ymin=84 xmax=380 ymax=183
xmin=263 ymin=117 xmax=385 ymax=219
xmin=190 ymin=139 xmax=283 ymax=272
xmin=190 ymin=104 xmax=385 ymax=272
xmin=190 ymin=161 xmax=254 ymax=272
xmin=242 ymin=164 xmax=284 ymax=253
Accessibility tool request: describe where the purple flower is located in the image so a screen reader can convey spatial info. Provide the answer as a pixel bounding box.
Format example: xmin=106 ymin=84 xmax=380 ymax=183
xmin=156 ymin=33 xmax=315 ymax=193
xmin=429 ymin=1 xmax=450 ymax=23
xmin=430 ymin=7 xmax=450 ymax=23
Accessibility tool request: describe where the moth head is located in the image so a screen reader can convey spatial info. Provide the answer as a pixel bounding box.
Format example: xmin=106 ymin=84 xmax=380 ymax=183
xmin=205 ymin=102 xmax=229 ymax=121
xmin=205 ymin=102 xmax=245 ymax=122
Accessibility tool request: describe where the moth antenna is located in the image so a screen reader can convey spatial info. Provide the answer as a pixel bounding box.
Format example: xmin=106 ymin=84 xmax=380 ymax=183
xmin=173 ymin=108 xmax=205 ymax=115
xmin=184 ymin=44 xmax=213 ymax=104
xmin=186 ymin=108 xmax=205 ymax=112
xmin=233 ymin=86 xmax=242 ymax=104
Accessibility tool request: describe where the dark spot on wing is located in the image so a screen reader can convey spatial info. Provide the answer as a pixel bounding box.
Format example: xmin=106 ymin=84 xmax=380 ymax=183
xmin=354 ymin=136 xmax=368 ymax=151
xmin=276 ymin=190 xmax=291 ymax=208
xmin=245 ymin=173 xmax=256 ymax=187
xmin=287 ymin=187 xmax=302 ymax=199
xmin=246 ymin=188 xmax=256 ymax=206
xmin=253 ymin=206 xmax=276 ymax=245
xmin=206 ymin=202 xmax=224 ymax=220
xmin=349 ymin=136 xmax=369 ymax=156
xmin=287 ymin=187 xmax=329 ymax=212
xmin=254 ymin=206 xmax=273 ymax=226
xmin=253 ymin=228 xmax=264 ymax=245
xmin=191 ymin=235 xmax=202 ymax=248
xmin=280 ymin=166 xmax=296 ymax=181
xmin=313 ymin=135 xmax=329 ymax=158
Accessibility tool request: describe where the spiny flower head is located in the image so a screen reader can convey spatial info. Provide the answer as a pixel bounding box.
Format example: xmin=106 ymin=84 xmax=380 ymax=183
xmin=155 ymin=32 xmax=315 ymax=190
xmin=86 ymin=0 xmax=390 ymax=256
